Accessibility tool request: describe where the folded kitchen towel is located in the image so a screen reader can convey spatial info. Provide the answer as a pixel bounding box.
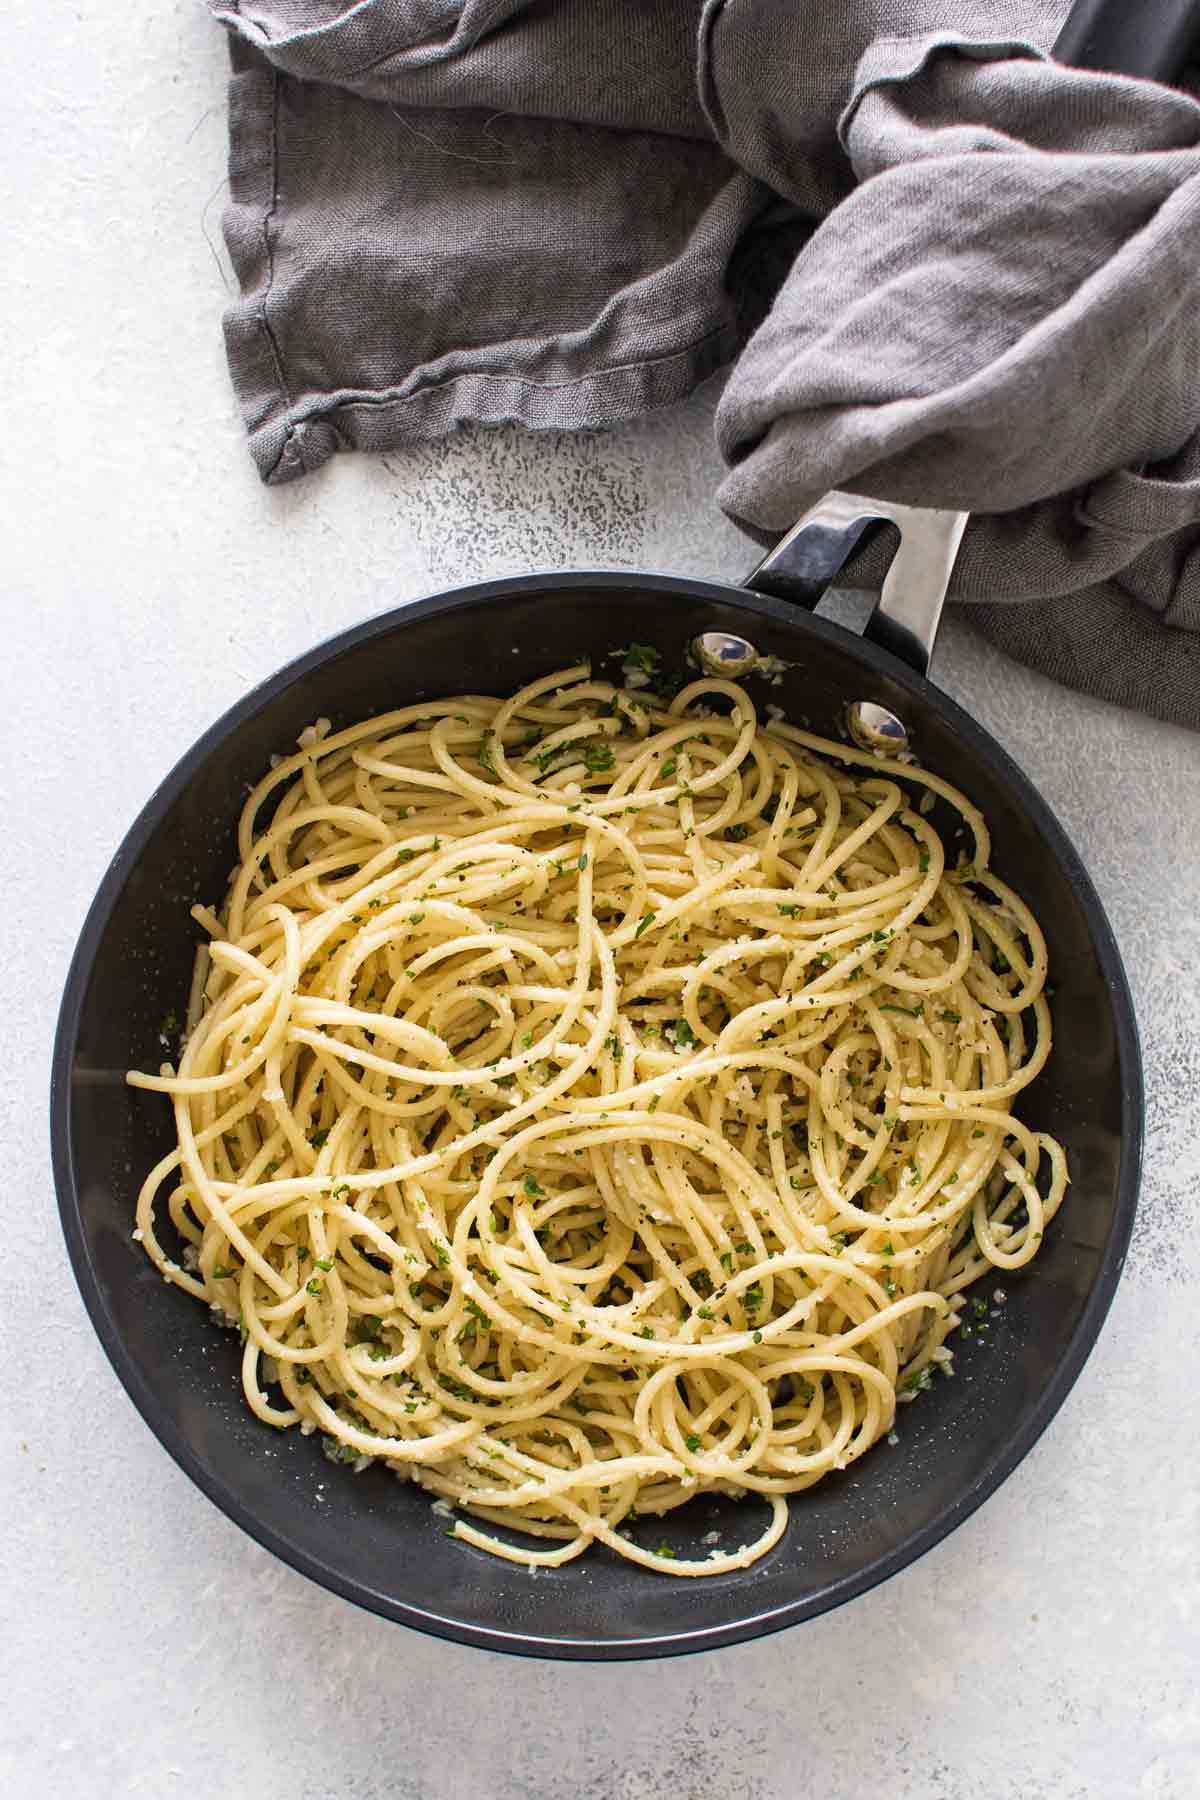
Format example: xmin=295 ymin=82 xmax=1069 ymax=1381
xmin=208 ymin=1 xmax=1200 ymax=728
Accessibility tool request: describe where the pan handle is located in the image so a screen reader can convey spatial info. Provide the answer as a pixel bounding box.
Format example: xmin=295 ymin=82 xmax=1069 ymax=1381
xmin=743 ymin=495 xmax=969 ymax=678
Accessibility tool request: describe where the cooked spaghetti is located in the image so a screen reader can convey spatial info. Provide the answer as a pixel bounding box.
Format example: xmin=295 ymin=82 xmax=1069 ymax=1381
xmin=130 ymin=651 xmax=1067 ymax=1575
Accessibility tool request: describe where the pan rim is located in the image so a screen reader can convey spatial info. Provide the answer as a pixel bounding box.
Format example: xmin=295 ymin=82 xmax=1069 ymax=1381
xmin=50 ymin=570 xmax=1143 ymax=1660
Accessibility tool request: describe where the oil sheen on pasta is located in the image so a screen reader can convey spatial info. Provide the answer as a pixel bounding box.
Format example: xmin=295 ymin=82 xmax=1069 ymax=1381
xmin=130 ymin=653 xmax=1068 ymax=1576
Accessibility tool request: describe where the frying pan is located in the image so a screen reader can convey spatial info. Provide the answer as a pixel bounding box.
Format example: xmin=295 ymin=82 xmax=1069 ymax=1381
xmin=52 ymin=0 xmax=1189 ymax=1659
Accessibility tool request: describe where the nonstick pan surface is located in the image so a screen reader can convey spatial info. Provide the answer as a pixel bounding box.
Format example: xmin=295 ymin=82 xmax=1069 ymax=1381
xmin=52 ymin=573 xmax=1141 ymax=1658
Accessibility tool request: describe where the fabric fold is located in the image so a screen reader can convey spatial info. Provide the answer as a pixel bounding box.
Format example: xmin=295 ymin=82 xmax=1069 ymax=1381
xmin=710 ymin=27 xmax=1200 ymax=722
xmin=207 ymin=0 xmax=1200 ymax=727
xmin=213 ymin=0 xmax=776 ymax=483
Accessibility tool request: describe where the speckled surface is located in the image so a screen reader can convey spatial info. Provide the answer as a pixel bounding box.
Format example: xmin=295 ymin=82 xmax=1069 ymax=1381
xmin=4 ymin=5 xmax=1200 ymax=1795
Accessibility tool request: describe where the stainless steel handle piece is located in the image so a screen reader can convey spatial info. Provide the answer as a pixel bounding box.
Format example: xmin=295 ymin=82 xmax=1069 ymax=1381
xmin=744 ymin=494 xmax=970 ymax=678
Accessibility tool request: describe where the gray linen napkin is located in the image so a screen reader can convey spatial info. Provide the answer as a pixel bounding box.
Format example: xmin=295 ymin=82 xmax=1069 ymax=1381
xmin=209 ymin=1 xmax=1200 ymax=727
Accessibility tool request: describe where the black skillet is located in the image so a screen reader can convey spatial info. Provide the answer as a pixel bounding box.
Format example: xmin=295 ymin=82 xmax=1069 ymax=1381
xmin=52 ymin=0 xmax=1193 ymax=1659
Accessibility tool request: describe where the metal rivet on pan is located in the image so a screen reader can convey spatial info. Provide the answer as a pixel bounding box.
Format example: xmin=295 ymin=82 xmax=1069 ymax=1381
xmin=692 ymin=632 xmax=759 ymax=678
xmin=847 ymin=700 xmax=909 ymax=755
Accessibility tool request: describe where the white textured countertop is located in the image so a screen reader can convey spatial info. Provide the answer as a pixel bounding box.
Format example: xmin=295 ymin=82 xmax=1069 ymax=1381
xmin=3 ymin=5 xmax=1198 ymax=1796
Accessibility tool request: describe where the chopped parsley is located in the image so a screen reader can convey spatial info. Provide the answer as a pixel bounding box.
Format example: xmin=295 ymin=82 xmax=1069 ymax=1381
xmin=582 ymin=742 xmax=614 ymax=776
xmin=529 ymin=741 xmax=567 ymax=774
xmin=622 ymin=644 xmax=660 ymax=677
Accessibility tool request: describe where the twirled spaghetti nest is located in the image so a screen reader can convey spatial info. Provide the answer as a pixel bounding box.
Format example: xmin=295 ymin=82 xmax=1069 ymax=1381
xmin=131 ymin=654 xmax=1066 ymax=1575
